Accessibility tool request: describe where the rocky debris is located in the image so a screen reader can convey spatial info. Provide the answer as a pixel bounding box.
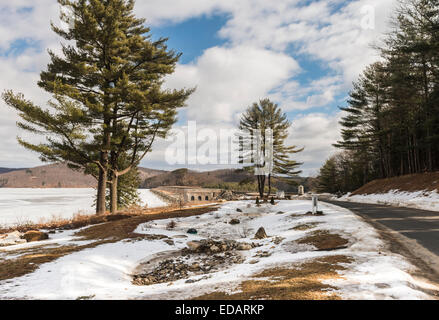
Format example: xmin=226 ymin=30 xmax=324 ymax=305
xmin=248 ymin=259 xmax=259 ymax=264
xmin=187 ymin=228 xmax=198 ymax=235
xmin=132 ymin=251 xmax=245 ymax=286
xmin=276 ymin=211 xmax=285 ymax=215
xmin=237 ymin=243 xmax=253 ymax=251
xmin=185 ymin=239 xmax=259 ymax=254
xmin=163 ymin=239 xmax=175 ymax=246
xmin=254 ymin=227 xmax=268 ymax=239
xmin=254 ymin=250 xmax=272 ymax=258
xmin=0 ymin=231 xmax=27 ymax=247
xmin=236 ymin=208 xmax=243 ymax=213
xmin=22 ymin=230 xmax=49 ymax=243
xmin=216 ymin=190 xmax=238 ymax=201
xmin=173 ymin=235 xmax=188 ymax=239
xmin=272 ymin=236 xmax=285 ymax=245
xmin=229 ymin=219 xmax=240 ymax=225
xmin=186 ymin=241 xmax=202 ymax=251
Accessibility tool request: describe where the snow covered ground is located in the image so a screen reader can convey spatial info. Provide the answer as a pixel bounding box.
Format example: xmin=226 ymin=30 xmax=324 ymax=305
xmin=0 ymin=188 xmax=168 ymax=226
xmin=336 ymin=190 xmax=439 ymax=212
xmin=0 ymin=200 xmax=435 ymax=300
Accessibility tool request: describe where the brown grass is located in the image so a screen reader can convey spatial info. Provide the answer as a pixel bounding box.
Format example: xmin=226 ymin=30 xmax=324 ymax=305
xmin=0 ymin=205 xmax=218 ymax=281
xmin=297 ymin=231 xmax=349 ymax=251
xmin=194 ymin=255 xmax=353 ymax=300
xmin=0 ymin=202 xmax=218 ymax=235
xmin=292 ymin=223 xmax=321 ymax=231
xmin=352 ymin=171 xmax=439 ymax=195
xmin=75 ymin=206 xmax=218 ymax=241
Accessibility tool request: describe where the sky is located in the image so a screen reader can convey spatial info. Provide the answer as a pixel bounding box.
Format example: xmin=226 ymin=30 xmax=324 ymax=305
xmin=0 ymin=0 xmax=398 ymax=176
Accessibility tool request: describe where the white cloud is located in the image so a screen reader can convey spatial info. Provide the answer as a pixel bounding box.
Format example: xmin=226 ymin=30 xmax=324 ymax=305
xmin=287 ymin=112 xmax=343 ymax=176
xmin=165 ymin=45 xmax=299 ymax=123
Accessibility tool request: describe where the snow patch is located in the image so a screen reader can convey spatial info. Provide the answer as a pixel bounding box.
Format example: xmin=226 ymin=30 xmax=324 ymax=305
xmin=336 ymin=189 xmax=439 ymax=212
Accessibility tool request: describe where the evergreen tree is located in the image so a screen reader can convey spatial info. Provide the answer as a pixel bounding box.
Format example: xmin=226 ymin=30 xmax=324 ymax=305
xmin=2 ymin=0 xmax=193 ymax=214
xmin=334 ymin=0 xmax=439 ymax=187
xmin=238 ymin=99 xmax=303 ymax=199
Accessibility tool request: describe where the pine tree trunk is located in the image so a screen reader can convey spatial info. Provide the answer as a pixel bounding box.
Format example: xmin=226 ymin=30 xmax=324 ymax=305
xmin=96 ymin=166 xmax=107 ymax=215
xmin=266 ymin=174 xmax=272 ymax=199
xmin=97 ymin=118 xmax=111 ymax=214
xmin=110 ymin=174 xmax=118 ymax=214
xmin=257 ymin=175 xmax=265 ymax=199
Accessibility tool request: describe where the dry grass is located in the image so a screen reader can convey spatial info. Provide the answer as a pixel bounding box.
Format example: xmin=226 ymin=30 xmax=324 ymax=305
xmin=0 ymin=203 xmax=212 ymax=235
xmin=292 ymin=223 xmax=321 ymax=231
xmin=297 ymin=230 xmax=349 ymax=251
xmin=352 ymin=171 xmax=439 ymax=195
xmin=194 ymin=255 xmax=353 ymax=300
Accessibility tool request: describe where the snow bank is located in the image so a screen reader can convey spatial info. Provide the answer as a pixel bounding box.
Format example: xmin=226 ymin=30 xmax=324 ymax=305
xmin=337 ymin=189 xmax=439 ymax=211
xmin=0 ymin=200 xmax=433 ymax=300
xmin=0 ymin=188 xmax=168 ymax=226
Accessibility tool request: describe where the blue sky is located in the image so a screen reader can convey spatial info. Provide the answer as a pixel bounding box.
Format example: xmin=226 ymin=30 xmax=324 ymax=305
xmin=0 ymin=0 xmax=397 ymax=175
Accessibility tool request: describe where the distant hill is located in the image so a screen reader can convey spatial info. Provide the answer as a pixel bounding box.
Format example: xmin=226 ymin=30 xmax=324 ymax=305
xmin=0 ymin=163 xmax=166 ymax=188
xmin=0 ymin=163 xmax=97 ymax=188
xmin=141 ymin=168 xmax=252 ymax=188
xmin=0 ymin=168 xmax=22 ymax=174
xmin=142 ymin=168 xmax=315 ymax=193
xmin=0 ymin=163 xmax=315 ymax=191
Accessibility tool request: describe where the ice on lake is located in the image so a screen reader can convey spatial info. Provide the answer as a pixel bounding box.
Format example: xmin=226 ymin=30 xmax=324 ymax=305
xmin=0 ymin=188 xmax=167 ymax=227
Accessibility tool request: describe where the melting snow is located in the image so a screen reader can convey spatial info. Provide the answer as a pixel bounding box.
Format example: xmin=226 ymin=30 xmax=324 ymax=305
xmin=0 ymin=200 xmax=434 ymax=300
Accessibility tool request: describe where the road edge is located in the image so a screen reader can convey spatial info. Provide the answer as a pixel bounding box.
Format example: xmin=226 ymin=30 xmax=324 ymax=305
xmin=322 ymin=200 xmax=439 ymax=298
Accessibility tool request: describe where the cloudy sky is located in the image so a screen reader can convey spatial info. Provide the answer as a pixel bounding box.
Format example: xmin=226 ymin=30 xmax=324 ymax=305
xmin=0 ymin=0 xmax=398 ymax=176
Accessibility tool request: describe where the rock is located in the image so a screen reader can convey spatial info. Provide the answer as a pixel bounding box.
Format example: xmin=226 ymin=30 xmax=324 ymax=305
xmin=163 ymin=239 xmax=175 ymax=246
xmin=236 ymin=208 xmax=243 ymax=213
xmin=187 ymin=228 xmax=198 ymax=235
xmin=237 ymin=243 xmax=252 ymax=251
xmin=217 ymin=190 xmax=238 ymax=201
xmin=248 ymin=259 xmax=259 ymax=264
xmin=272 ymin=237 xmax=285 ymax=245
xmin=22 ymin=231 xmax=49 ymax=243
xmin=254 ymin=227 xmax=268 ymax=239
xmin=210 ymin=245 xmax=220 ymax=253
xmin=173 ymin=235 xmax=188 ymax=239
xmin=229 ymin=219 xmax=240 ymax=225
xmin=187 ymin=241 xmax=202 ymax=251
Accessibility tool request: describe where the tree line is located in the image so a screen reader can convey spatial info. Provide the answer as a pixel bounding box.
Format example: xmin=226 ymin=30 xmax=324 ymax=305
xmin=318 ymin=0 xmax=439 ymax=193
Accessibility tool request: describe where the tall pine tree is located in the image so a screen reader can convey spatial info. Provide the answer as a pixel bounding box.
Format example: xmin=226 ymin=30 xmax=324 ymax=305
xmin=2 ymin=0 xmax=193 ymax=214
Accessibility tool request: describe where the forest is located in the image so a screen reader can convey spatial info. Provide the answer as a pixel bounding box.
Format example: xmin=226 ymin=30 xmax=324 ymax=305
xmin=318 ymin=0 xmax=439 ymax=194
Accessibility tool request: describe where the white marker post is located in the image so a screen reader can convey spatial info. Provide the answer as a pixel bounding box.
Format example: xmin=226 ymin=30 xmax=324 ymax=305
xmin=312 ymin=195 xmax=319 ymax=215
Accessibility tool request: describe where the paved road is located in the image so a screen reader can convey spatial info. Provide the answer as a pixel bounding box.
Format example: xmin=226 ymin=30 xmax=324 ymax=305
xmin=323 ymin=200 xmax=439 ymax=257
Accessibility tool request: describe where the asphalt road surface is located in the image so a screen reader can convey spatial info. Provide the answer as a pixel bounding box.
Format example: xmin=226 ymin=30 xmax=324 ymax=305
xmin=324 ymin=200 xmax=439 ymax=257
